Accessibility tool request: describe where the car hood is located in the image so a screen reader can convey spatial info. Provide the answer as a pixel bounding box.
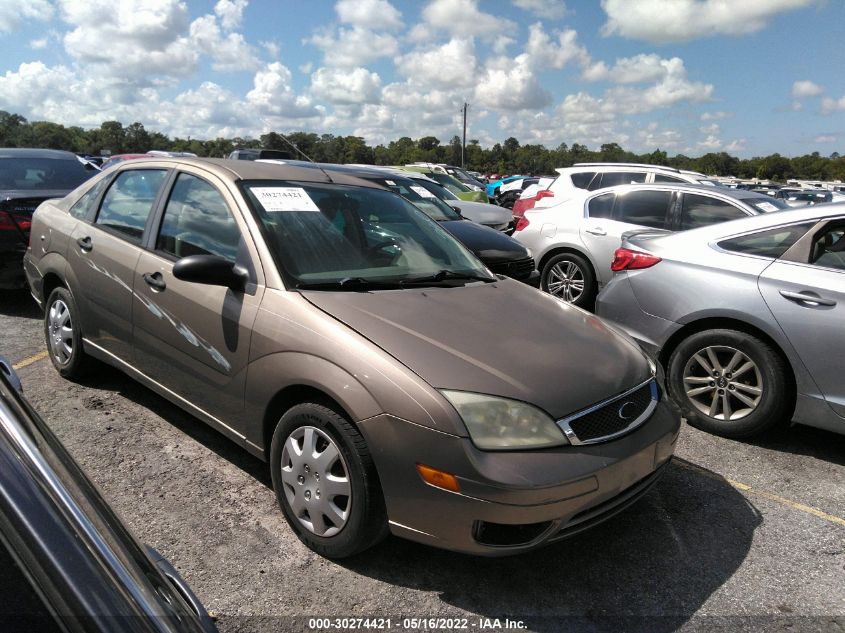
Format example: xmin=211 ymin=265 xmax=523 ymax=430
xmin=301 ymin=280 xmax=651 ymax=419
xmin=449 ymin=200 xmax=512 ymax=227
xmin=440 ymin=220 xmax=528 ymax=264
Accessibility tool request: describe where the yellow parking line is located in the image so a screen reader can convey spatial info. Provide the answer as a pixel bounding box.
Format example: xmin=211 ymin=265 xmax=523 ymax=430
xmin=12 ymin=350 xmax=48 ymax=370
xmin=674 ymin=458 xmax=845 ymax=528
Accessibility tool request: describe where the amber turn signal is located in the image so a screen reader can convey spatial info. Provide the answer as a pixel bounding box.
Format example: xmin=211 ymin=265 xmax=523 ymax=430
xmin=416 ymin=464 xmax=460 ymax=492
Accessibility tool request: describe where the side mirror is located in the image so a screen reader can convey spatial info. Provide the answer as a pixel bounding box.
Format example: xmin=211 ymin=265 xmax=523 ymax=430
xmin=449 ymin=205 xmax=464 ymax=217
xmin=173 ymin=254 xmax=248 ymax=290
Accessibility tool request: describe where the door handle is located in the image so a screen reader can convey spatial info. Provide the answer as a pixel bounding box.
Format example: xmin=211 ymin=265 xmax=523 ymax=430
xmin=76 ymin=236 xmax=93 ymax=252
xmin=585 ymin=227 xmax=607 ymax=236
xmin=142 ymin=272 xmax=166 ymax=291
xmin=779 ymin=290 xmax=836 ymax=307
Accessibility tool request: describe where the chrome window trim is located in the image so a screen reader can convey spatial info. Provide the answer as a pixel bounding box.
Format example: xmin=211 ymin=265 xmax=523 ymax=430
xmin=556 ymin=379 xmax=658 ymax=446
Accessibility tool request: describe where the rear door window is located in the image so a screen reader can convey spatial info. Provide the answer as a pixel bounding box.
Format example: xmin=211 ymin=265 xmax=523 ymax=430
xmin=613 ymin=190 xmax=671 ymax=228
xmin=95 ymin=170 xmax=167 ymax=243
xmin=679 ymin=193 xmax=747 ymax=230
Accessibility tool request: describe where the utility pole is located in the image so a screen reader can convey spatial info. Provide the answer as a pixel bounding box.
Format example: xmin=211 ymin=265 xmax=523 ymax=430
xmin=461 ymin=102 xmax=468 ymax=168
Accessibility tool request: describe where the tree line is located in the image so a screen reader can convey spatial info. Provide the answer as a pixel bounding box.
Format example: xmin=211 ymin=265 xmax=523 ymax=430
xmin=2 ymin=110 xmax=844 ymax=182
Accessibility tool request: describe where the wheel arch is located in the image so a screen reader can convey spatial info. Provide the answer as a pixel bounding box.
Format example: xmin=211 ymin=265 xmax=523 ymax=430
xmin=537 ymin=245 xmax=598 ymax=281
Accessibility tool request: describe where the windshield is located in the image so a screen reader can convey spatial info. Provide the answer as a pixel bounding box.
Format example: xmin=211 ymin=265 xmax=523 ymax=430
xmin=0 ymin=157 xmax=95 ymax=191
xmin=746 ymin=197 xmax=790 ymax=213
xmin=427 ymin=172 xmax=471 ymax=195
xmin=788 ymin=192 xmax=832 ymax=203
xmin=242 ymin=180 xmax=489 ymax=287
xmin=412 ymin=178 xmax=459 ymax=201
xmin=446 ymin=167 xmax=484 ymax=188
xmin=368 ymin=177 xmax=462 ymax=221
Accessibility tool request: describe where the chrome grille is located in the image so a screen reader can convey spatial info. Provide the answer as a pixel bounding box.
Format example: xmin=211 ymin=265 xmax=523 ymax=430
xmin=557 ymin=379 xmax=657 ymax=445
xmin=487 ymin=256 xmax=535 ymax=280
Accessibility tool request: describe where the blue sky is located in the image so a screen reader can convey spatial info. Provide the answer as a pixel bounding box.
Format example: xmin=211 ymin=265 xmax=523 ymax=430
xmin=1 ymin=0 xmax=843 ymax=157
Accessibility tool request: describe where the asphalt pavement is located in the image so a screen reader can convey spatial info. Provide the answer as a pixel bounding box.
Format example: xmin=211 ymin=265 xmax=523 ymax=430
xmin=1 ymin=289 xmax=843 ymax=632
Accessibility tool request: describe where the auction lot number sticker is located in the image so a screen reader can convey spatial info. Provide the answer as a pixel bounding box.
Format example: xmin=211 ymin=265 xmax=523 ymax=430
xmin=307 ymin=617 xmax=526 ymax=630
xmin=251 ymin=187 xmax=321 ymax=212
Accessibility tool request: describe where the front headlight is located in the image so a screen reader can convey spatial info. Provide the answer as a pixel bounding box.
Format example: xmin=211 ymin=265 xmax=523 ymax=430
xmin=440 ymin=390 xmax=569 ymax=450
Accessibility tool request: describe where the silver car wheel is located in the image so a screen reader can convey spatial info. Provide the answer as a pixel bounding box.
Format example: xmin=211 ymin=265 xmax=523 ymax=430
xmin=280 ymin=426 xmax=351 ymax=538
xmin=47 ymin=299 xmax=74 ymax=365
xmin=683 ymin=345 xmax=763 ymax=421
xmin=547 ymin=261 xmax=585 ymax=303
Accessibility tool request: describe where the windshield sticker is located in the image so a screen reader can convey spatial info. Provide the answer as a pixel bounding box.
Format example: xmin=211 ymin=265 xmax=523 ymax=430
xmin=411 ymin=185 xmax=436 ymax=198
xmin=385 ymin=179 xmax=396 ymax=185
xmin=251 ymin=187 xmax=320 ymax=212
xmin=756 ymin=202 xmax=779 ymax=212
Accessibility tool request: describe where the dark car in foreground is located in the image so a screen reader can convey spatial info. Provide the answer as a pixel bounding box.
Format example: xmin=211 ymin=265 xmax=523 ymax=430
xmin=25 ymin=157 xmax=679 ymax=557
xmin=1 ymin=149 xmax=97 ymax=288
xmin=597 ymin=205 xmax=845 ymax=439
xmin=0 ymin=356 xmax=216 ymax=632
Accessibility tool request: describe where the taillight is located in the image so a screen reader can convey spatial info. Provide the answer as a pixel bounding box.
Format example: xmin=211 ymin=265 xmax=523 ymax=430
xmin=0 ymin=210 xmax=14 ymax=231
xmin=514 ymin=216 xmax=530 ymax=232
xmin=12 ymin=214 xmax=31 ymax=233
xmin=611 ymin=247 xmax=662 ymax=272
xmin=512 ymin=198 xmax=533 ymax=218
xmin=536 ymin=190 xmax=554 ymax=200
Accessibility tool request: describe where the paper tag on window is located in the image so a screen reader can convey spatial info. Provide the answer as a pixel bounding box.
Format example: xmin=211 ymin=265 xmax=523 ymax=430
xmin=251 ymin=187 xmax=320 ymax=212
xmin=757 ymin=202 xmax=778 ymax=212
xmin=385 ymin=180 xmax=396 ymax=186
xmin=410 ymin=185 xmax=436 ymax=198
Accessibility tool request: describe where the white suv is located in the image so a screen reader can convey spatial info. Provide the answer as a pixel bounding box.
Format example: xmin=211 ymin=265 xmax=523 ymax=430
xmin=514 ymin=182 xmax=786 ymax=308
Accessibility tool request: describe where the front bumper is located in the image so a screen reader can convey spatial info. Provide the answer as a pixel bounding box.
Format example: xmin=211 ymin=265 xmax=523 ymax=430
xmin=358 ymin=398 xmax=680 ymax=556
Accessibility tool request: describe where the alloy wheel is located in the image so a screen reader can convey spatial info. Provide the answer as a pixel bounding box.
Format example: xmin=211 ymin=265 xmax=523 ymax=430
xmin=47 ymin=299 xmax=74 ymax=365
xmin=546 ymin=260 xmax=585 ymax=303
xmin=682 ymin=345 xmax=763 ymax=421
xmin=280 ymin=426 xmax=352 ymax=537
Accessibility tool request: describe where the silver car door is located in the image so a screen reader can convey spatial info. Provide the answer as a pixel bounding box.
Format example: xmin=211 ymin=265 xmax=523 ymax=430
xmin=758 ymin=220 xmax=845 ymax=418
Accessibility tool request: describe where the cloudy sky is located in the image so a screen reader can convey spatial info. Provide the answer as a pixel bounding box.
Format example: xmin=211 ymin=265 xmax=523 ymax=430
xmin=1 ymin=0 xmax=843 ymax=156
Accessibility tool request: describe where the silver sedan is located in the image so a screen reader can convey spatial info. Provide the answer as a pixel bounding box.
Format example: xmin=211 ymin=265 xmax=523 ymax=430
xmin=596 ymin=204 xmax=845 ymax=438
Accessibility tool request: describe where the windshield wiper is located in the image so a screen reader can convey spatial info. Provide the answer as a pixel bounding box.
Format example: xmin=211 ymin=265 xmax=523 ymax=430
xmin=296 ymin=277 xmax=403 ymax=291
xmin=400 ymin=270 xmax=497 ymax=286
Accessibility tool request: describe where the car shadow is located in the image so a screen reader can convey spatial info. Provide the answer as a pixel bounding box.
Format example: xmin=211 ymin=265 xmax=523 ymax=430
xmin=747 ymin=423 xmax=845 ymax=467
xmin=0 ymin=290 xmax=40 ymax=319
xmin=338 ymin=460 xmax=761 ymax=632
xmin=74 ymin=367 xmax=273 ymax=488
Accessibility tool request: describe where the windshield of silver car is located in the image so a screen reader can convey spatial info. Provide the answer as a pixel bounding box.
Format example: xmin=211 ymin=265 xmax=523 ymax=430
xmin=241 ymin=181 xmax=490 ymax=287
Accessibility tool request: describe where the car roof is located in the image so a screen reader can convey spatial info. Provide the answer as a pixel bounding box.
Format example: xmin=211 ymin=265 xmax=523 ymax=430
xmin=592 ymin=182 xmax=779 ymax=201
xmin=556 ymin=163 xmax=684 ymax=175
xmin=0 ymin=148 xmax=82 ymax=160
xmin=113 ymin=157 xmax=389 ymax=190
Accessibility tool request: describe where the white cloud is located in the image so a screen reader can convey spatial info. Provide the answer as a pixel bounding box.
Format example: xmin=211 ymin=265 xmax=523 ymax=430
xmin=336 ymin=0 xmax=402 ymax=30
xmin=821 ymin=96 xmax=845 ymax=114
xmin=395 ymin=38 xmax=478 ymax=90
xmin=474 ymin=56 xmax=551 ymax=111
xmin=246 ymin=62 xmax=321 ymax=120
xmin=0 ymin=0 xmax=53 ymax=33
xmin=583 ymin=54 xmax=680 ymax=84
xmin=310 ymin=67 xmax=382 ymax=105
xmin=601 ymin=0 xmax=817 ymax=43
xmin=700 ymin=123 xmax=720 ymax=135
xmin=698 ymin=135 xmax=722 ymax=150
xmin=512 ymin=0 xmax=567 ymax=20
xmin=30 ymin=38 xmax=48 ymax=49
xmin=423 ymin=0 xmax=513 ymax=40
xmin=261 ymin=40 xmax=280 ymax=59
xmin=724 ymin=139 xmax=747 ymax=153
xmin=814 ymin=135 xmax=837 ymax=143
xmin=189 ymin=14 xmax=260 ymax=72
xmin=524 ymin=22 xmax=591 ymax=70
xmin=701 ymin=111 xmax=730 ymax=121
xmin=791 ymin=80 xmax=823 ymax=98
xmin=214 ymin=0 xmax=248 ymax=30
xmin=306 ymin=26 xmax=398 ymax=67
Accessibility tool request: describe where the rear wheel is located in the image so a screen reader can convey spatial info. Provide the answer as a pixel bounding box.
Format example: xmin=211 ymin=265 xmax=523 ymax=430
xmin=270 ymin=403 xmax=388 ymax=558
xmin=540 ymin=252 xmax=596 ymax=309
xmin=667 ymin=329 xmax=790 ymax=438
xmin=44 ymin=287 xmax=93 ymax=379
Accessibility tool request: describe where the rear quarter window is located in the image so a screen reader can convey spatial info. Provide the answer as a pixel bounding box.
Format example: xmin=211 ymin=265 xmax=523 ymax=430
xmin=717 ymin=223 xmax=815 ymax=258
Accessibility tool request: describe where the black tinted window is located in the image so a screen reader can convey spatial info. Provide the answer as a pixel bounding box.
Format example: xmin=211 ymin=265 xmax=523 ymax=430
xmin=680 ymin=193 xmax=746 ymax=230
xmin=571 ymin=172 xmax=595 ymax=189
xmin=598 ymin=172 xmax=647 ymax=189
xmin=614 ymin=190 xmax=671 ymax=228
xmin=654 ymin=174 xmax=687 ymax=183
xmin=95 ymin=170 xmax=167 ymax=243
xmin=0 ymin=156 xmax=94 ymax=191
xmin=70 ymin=176 xmax=110 ymax=220
xmin=719 ymin=223 xmax=815 ymax=258
xmin=157 ymin=174 xmax=240 ymax=262
xmin=587 ymin=193 xmax=614 ymax=219
xmin=0 ymin=539 xmax=61 ymax=631
xmin=810 ymin=223 xmax=845 ymax=270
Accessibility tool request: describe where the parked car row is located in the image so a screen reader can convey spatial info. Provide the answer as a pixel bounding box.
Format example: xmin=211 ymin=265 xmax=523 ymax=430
xmin=21 ymin=155 xmax=680 ymax=559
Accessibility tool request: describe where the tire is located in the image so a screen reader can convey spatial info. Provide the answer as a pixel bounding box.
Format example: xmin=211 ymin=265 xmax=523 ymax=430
xmin=667 ymin=329 xmax=790 ymax=439
xmin=540 ymin=252 xmax=596 ymax=309
xmin=269 ymin=402 xmax=388 ymax=558
xmin=44 ymin=286 xmax=94 ymax=379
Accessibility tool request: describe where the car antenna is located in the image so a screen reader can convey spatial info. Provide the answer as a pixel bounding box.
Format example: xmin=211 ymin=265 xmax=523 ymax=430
xmin=277 ymin=133 xmax=334 ymax=183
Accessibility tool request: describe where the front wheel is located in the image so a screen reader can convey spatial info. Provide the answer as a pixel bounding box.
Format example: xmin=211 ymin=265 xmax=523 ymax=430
xmin=269 ymin=403 xmax=388 ymax=558
xmin=667 ymin=329 xmax=790 ymax=438
xmin=540 ymin=252 xmax=596 ymax=309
